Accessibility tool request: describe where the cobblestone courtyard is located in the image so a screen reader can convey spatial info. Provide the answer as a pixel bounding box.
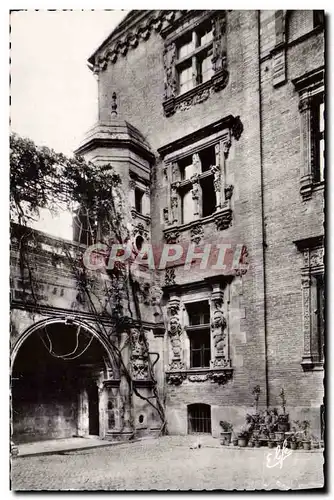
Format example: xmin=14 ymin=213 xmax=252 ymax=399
xmin=11 ymin=436 xmax=324 ymax=491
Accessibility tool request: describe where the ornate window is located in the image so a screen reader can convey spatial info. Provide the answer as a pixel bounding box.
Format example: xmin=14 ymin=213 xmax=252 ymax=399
xmin=162 ymin=11 xmax=228 ymax=116
xmin=160 ymin=116 xmax=243 ymax=245
xmin=293 ymin=67 xmax=325 ymax=200
xmin=165 ymin=281 xmax=233 ymax=386
xmin=294 ymin=236 xmax=324 ymax=370
xmin=186 ymin=301 xmax=211 ymax=368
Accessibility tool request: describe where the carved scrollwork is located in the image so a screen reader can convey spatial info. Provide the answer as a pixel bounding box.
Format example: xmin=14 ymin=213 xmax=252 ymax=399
xmin=164 ymin=229 xmax=180 ymax=244
xmin=165 ymin=268 xmax=176 ymax=286
xmin=166 ymin=371 xmax=187 ymax=386
xmin=231 ymin=116 xmax=244 ymax=141
xmin=188 ymin=373 xmax=208 ymax=382
xmin=130 ymin=328 xmax=149 ymax=381
xmin=190 ymin=223 xmax=204 ymax=245
xmin=208 ymin=369 xmax=232 ymax=385
xmin=214 ymin=208 xmax=232 ymax=230
xmin=309 ymin=247 xmax=324 ymax=268
xmin=224 ymin=184 xmax=234 ymax=200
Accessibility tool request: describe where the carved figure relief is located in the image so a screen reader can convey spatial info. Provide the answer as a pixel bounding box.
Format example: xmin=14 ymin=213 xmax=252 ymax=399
xmin=130 ymin=328 xmax=148 ymax=380
xmin=211 ymin=164 xmax=221 ymax=209
xmin=163 ymin=42 xmax=177 ymax=100
xmin=170 ymin=184 xmax=179 ymax=224
xmin=167 ymin=297 xmax=183 ymax=364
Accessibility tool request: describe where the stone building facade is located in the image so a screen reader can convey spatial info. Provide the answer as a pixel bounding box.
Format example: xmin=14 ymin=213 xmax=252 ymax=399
xmin=10 ymin=10 xmax=325 ymax=443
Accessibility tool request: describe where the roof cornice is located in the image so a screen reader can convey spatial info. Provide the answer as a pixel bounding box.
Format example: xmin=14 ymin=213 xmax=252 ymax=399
xmin=88 ymin=10 xmax=203 ymax=74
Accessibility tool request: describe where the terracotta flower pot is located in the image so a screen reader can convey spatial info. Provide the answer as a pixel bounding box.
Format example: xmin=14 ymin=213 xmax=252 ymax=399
xmin=290 ymin=442 xmax=297 ymax=450
xmin=303 ymin=441 xmax=311 ymax=451
xmin=255 ymin=440 xmax=261 ymax=448
xmin=220 ymin=432 xmax=232 ymax=446
xmin=238 ymin=437 xmax=248 ymax=447
xmin=268 ymin=440 xmax=275 ymax=449
xmin=232 ymin=438 xmax=238 ymax=446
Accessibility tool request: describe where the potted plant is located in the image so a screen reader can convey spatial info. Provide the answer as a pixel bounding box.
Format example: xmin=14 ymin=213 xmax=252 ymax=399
xmin=232 ymin=432 xmax=238 ymax=446
xmin=301 ymin=420 xmax=311 ymax=450
xmin=252 ymin=385 xmax=261 ymax=414
xmin=237 ymin=428 xmax=249 ymax=447
xmin=268 ymin=438 xmax=276 ymax=449
xmin=290 ymin=432 xmax=299 ymax=450
xmin=277 ymin=388 xmax=290 ymax=432
xmin=311 ymin=435 xmax=320 ymax=449
xmin=268 ymin=408 xmax=278 ymax=440
xmin=220 ymin=421 xmax=233 ymax=446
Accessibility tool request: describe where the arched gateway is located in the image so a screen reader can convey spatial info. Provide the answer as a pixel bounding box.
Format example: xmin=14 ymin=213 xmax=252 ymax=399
xmin=11 ymin=318 xmax=118 ymax=444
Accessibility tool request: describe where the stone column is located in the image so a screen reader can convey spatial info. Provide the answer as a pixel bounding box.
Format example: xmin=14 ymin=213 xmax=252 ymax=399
xmin=299 ymin=93 xmax=313 ymax=199
xmin=119 ymin=331 xmax=133 ymax=436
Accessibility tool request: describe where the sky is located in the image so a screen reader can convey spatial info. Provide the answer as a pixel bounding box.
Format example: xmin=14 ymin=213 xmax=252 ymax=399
xmin=10 ymin=10 xmax=128 ymax=238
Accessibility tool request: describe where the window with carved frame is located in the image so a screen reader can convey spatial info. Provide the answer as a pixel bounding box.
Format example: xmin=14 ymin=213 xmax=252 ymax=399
xmin=293 ymin=67 xmax=325 ymax=200
xmin=294 ymin=236 xmax=324 ymax=370
xmin=162 ymin=12 xmax=228 ymax=117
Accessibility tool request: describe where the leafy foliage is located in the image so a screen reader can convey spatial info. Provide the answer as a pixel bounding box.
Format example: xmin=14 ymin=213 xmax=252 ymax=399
xmin=10 ymin=132 xmax=123 ymax=239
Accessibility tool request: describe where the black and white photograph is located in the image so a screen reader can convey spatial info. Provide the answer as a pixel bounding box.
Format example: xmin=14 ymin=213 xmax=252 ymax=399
xmin=8 ymin=7 xmax=326 ymax=491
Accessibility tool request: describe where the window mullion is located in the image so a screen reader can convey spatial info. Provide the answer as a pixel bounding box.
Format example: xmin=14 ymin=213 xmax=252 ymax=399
xmin=191 ymin=54 xmax=197 ymax=88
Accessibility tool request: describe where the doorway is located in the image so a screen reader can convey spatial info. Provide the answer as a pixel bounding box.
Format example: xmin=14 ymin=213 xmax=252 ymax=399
xmin=88 ymin=383 xmax=99 ymax=436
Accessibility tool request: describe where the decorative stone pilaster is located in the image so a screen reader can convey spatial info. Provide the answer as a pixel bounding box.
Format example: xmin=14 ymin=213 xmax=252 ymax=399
xmin=210 ymin=284 xmax=230 ymax=368
xmin=167 ymin=296 xmax=184 ymax=371
xmin=163 ymin=42 xmax=177 ymax=101
xmin=170 ymin=182 xmax=180 ymax=225
xmin=130 ymin=328 xmax=149 ymax=381
xmin=301 ymin=274 xmax=312 ymax=367
xmin=299 ymin=94 xmax=314 ymax=200
xmin=211 ymin=12 xmax=229 ymax=92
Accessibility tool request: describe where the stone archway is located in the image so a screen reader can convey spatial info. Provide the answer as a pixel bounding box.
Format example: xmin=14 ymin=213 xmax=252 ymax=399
xmin=11 ymin=318 xmax=116 ymax=444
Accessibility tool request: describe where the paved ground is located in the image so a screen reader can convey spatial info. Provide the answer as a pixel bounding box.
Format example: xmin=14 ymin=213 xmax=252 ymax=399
xmin=11 ymin=436 xmax=324 ymax=491
xmin=15 ymin=436 xmax=115 ymax=457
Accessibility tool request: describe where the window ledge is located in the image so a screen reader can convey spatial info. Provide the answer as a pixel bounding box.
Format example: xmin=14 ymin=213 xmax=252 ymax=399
xmin=131 ymin=208 xmax=151 ymax=226
xmin=163 ymin=69 xmax=229 ymax=117
xmin=300 ymin=176 xmax=324 ymax=201
xmin=165 ymin=365 xmax=233 ymax=386
xmin=163 ymin=202 xmax=232 ymax=244
xmin=301 ymin=358 xmax=324 ymax=372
